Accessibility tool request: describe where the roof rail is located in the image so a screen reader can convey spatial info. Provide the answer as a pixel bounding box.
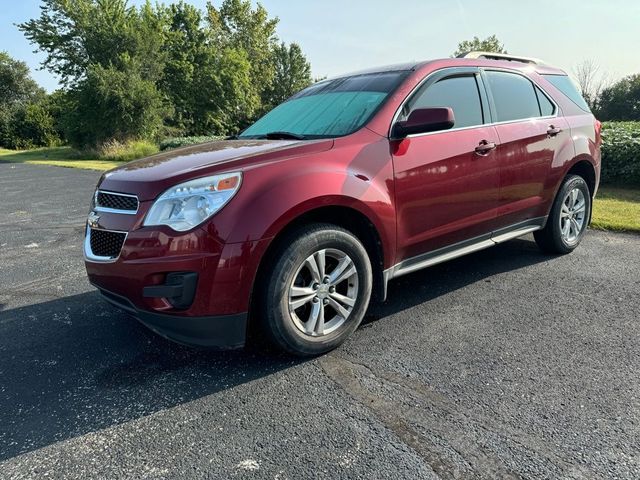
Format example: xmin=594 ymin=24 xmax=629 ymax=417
xmin=458 ymin=51 xmax=544 ymax=65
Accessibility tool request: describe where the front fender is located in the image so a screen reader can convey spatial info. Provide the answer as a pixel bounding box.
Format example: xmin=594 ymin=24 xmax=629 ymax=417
xmin=202 ymin=136 xmax=396 ymax=267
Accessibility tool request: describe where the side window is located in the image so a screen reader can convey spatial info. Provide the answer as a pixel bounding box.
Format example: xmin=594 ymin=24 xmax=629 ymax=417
xmin=486 ymin=71 xmax=541 ymax=122
xmin=542 ymin=74 xmax=591 ymax=112
xmin=535 ymin=86 xmax=556 ymax=116
xmin=405 ymin=75 xmax=484 ymax=130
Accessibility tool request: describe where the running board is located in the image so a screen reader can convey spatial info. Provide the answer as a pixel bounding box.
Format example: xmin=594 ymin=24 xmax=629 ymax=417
xmin=383 ymin=217 xmax=546 ymax=288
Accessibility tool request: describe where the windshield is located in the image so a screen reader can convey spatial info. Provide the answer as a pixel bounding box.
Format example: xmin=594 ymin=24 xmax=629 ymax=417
xmin=239 ymin=71 xmax=409 ymax=139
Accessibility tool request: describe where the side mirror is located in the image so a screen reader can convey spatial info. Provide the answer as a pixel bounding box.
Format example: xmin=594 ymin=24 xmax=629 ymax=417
xmin=391 ymin=107 xmax=455 ymax=139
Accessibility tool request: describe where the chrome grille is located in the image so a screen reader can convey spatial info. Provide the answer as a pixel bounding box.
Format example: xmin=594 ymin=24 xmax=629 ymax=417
xmin=95 ymin=191 xmax=138 ymax=213
xmin=89 ymin=229 xmax=126 ymax=259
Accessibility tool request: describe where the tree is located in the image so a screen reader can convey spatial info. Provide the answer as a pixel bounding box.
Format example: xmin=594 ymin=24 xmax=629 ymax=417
xmin=262 ymin=42 xmax=312 ymax=110
xmin=572 ymin=59 xmax=610 ymax=112
xmin=207 ymin=0 xmax=279 ymax=126
xmin=62 ymin=64 xmax=168 ymax=147
xmin=5 ymin=100 xmax=60 ymax=149
xmin=160 ymin=1 xmax=256 ymax=136
xmin=0 ymin=52 xmax=57 ymax=149
xmin=19 ymin=0 xmax=169 ymax=147
xmin=597 ymin=74 xmax=640 ymax=121
xmin=0 ymin=51 xmax=44 ymax=106
xmin=19 ymin=0 xmax=166 ymax=88
xmin=18 ymin=0 xmax=314 ymax=145
xmin=453 ymin=35 xmax=507 ymax=57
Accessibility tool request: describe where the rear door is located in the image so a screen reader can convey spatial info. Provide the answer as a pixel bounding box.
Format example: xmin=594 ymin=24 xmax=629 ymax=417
xmin=482 ymin=69 xmax=572 ymax=228
xmin=392 ymin=68 xmax=501 ymax=261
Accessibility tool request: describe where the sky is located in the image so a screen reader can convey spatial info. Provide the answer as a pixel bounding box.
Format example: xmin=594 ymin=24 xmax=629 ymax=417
xmin=2 ymin=0 xmax=639 ymax=92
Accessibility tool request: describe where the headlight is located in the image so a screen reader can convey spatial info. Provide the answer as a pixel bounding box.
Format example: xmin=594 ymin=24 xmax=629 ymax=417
xmin=144 ymin=172 xmax=242 ymax=231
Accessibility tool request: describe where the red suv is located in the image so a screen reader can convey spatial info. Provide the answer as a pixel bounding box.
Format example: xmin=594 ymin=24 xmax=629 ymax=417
xmin=85 ymin=52 xmax=601 ymax=356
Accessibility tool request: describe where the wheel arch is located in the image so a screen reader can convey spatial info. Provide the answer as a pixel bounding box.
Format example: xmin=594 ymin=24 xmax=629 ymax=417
xmin=247 ymin=204 xmax=388 ymax=339
xmin=549 ymin=157 xmax=597 ymax=225
xmin=566 ymin=158 xmax=597 ymax=197
xmin=262 ymin=204 xmax=386 ymax=298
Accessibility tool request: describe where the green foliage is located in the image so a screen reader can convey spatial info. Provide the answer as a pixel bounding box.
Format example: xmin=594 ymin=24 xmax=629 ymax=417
xmin=18 ymin=0 xmax=312 ymax=148
xmin=0 ymin=52 xmax=59 ymax=149
xmin=159 ymin=136 xmax=224 ymax=151
xmin=19 ymin=0 xmax=170 ymax=148
xmin=262 ymin=42 xmax=312 ymax=111
xmin=453 ymin=35 xmax=507 ymax=57
xmin=0 ymin=51 xmax=44 ymax=105
xmin=209 ymin=0 xmax=279 ymax=111
xmin=62 ymin=64 xmax=169 ymax=147
xmin=597 ymin=74 xmax=640 ymax=121
xmin=8 ymin=101 xmax=61 ymax=149
xmin=91 ymin=139 xmax=159 ymax=161
xmin=160 ymin=2 xmax=258 ymax=136
xmin=601 ymin=121 xmax=640 ymax=186
xmin=18 ymin=0 xmax=166 ymax=88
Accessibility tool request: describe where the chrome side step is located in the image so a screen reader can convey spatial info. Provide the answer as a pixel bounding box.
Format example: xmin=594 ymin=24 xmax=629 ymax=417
xmin=491 ymin=224 xmax=541 ymax=244
xmin=383 ymin=217 xmax=546 ymax=287
xmin=391 ymin=238 xmax=496 ymax=278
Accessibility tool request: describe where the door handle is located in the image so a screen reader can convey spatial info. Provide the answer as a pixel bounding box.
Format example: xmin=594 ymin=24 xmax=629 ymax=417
xmin=547 ymin=125 xmax=562 ymax=137
xmin=474 ymin=140 xmax=496 ymax=156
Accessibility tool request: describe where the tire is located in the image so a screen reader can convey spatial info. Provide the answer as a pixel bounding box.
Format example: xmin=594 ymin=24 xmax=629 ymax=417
xmin=259 ymin=223 xmax=372 ymax=356
xmin=534 ymin=174 xmax=591 ymax=254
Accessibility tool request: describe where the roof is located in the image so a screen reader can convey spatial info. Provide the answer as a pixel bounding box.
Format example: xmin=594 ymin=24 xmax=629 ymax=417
xmin=331 ymin=54 xmax=566 ymax=80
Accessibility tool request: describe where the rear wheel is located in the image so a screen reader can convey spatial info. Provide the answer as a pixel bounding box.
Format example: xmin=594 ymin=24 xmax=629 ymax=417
xmin=534 ymin=174 xmax=591 ymax=254
xmin=260 ymin=223 xmax=372 ymax=356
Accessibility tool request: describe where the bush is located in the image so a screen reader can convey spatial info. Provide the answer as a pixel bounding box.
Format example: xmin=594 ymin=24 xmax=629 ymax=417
xmin=159 ymin=136 xmax=224 ymax=151
xmin=82 ymin=140 xmax=159 ymax=162
xmin=0 ymin=101 xmax=61 ymax=149
xmin=601 ymin=121 xmax=640 ymax=186
xmin=597 ymin=74 xmax=640 ymax=121
xmin=63 ymin=64 xmax=169 ymax=148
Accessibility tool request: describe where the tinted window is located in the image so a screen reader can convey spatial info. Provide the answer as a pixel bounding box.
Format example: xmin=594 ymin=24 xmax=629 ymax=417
xmin=406 ymin=75 xmax=484 ymax=129
xmin=486 ymin=71 xmax=540 ymax=122
xmin=543 ymin=74 xmax=591 ymax=112
xmin=240 ymin=71 xmax=409 ymax=139
xmin=535 ymin=86 xmax=555 ymax=116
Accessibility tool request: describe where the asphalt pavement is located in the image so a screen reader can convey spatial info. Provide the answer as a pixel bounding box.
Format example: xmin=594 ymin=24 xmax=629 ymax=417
xmin=0 ymin=162 xmax=639 ymax=479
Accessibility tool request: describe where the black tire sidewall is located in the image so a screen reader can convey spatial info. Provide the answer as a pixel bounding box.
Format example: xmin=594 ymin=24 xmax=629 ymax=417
xmin=263 ymin=225 xmax=372 ymax=356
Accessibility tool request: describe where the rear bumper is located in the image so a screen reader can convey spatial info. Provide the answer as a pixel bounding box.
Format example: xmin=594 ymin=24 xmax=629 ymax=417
xmin=96 ymin=285 xmax=247 ymax=348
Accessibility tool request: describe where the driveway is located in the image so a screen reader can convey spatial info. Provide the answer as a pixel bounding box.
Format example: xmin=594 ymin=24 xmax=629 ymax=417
xmin=0 ymin=162 xmax=639 ymax=479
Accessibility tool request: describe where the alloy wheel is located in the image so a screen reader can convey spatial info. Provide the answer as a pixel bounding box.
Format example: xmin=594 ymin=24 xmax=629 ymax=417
xmin=559 ymin=187 xmax=587 ymax=245
xmin=288 ymin=248 xmax=359 ymax=337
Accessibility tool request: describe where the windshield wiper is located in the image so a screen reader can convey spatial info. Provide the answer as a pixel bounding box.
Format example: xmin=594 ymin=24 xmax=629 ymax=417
xmin=262 ymin=131 xmax=307 ymax=140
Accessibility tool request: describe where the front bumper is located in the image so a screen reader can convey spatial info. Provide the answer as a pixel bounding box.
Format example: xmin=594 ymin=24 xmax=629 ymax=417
xmin=84 ymin=217 xmax=271 ymax=348
xmin=95 ymin=285 xmax=247 ymax=348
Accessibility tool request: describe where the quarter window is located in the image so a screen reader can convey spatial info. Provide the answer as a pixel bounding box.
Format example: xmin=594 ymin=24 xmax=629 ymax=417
xmin=404 ymin=75 xmax=484 ymax=130
xmin=543 ymin=74 xmax=591 ymax=112
xmin=486 ymin=71 xmax=541 ymax=122
xmin=535 ymin=86 xmax=555 ymax=116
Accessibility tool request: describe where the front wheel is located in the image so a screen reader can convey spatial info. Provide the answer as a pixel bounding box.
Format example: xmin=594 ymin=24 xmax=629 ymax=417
xmin=260 ymin=223 xmax=372 ymax=356
xmin=534 ymin=174 xmax=591 ymax=254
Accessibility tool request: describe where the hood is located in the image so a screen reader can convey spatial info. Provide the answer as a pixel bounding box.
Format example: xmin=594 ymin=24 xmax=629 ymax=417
xmin=98 ymin=139 xmax=334 ymax=201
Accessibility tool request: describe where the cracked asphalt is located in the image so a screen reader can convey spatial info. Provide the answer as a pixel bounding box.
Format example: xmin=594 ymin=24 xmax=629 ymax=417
xmin=1 ymin=162 xmax=639 ymax=479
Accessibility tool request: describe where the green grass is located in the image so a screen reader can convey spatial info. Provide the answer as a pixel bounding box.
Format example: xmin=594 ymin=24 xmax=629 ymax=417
xmin=0 ymin=147 xmax=122 ymax=171
xmin=592 ymin=186 xmax=640 ymax=233
xmin=0 ymin=140 xmax=159 ymax=171
xmin=95 ymin=140 xmax=159 ymax=162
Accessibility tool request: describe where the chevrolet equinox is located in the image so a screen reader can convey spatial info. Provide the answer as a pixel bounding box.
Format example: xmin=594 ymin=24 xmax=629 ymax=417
xmin=85 ymin=52 xmax=601 ymax=356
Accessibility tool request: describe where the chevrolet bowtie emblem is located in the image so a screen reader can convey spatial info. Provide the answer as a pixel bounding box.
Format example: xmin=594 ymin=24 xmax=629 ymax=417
xmin=87 ymin=211 xmax=100 ymax=229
